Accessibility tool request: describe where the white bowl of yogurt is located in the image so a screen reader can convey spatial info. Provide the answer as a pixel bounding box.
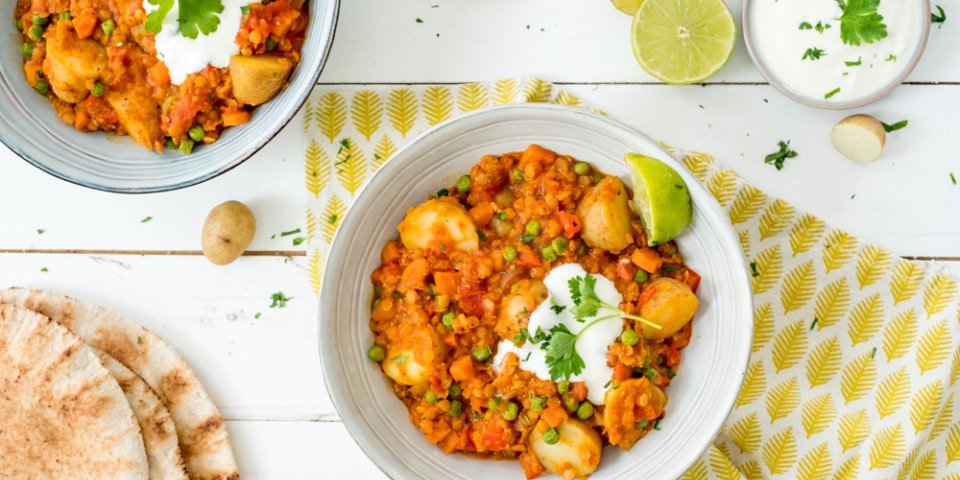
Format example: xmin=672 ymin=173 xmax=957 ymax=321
xmin=743 ymin=0 xmax=930 ymax=109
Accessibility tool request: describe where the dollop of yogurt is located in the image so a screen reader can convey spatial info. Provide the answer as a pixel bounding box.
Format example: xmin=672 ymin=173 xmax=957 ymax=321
xmin=142 ymin=0 xmax=247 ymax=85
xmin=492 ymin=263 xmax=623 ymax=405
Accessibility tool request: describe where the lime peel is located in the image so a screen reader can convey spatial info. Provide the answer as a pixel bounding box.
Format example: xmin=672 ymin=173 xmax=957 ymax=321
xmin=625 ymin=153 xmax=692 ymax=246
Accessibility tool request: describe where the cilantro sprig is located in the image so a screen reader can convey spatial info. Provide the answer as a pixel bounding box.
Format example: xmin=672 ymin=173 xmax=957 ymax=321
xmin=146 ymin=0 xmax=226 ymax=39
xmin=836 ymin=0 xmax=888 ymax=46
xmin=541 ymin=275 xmax=660 ymax=381
xmin=764 ymin=141 xmax=798 ymax=170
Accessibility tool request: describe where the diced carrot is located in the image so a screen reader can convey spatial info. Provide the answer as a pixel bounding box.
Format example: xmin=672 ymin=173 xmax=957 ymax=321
xmin=380 ymin=241 xmax=401 ymax=264
xmin=469 ymin=202 xmax=495 ymax=227
xmin=517 ymin=244 xmax=541 ymax=267
xmin=433 ymin=271 xmax=461 ymax=297
xmin=399 ymin=258 xmax=430 ymax=291
xmin=222 ymin=110 xmax=251 ymax=126
xmin=682 ymin=268 xmax=702 ymax=293
xmin=638 ymin=284 xmax=656 ymax=306
xmin=449 ymin=355 xmax=476 ymax=382
xmin=74 ymin=109 xmax=90 ymax=130
xmin=148 ymin=62 xmax=170 ymax=88
xmin=23 ymin=64 xmax=41 ymax=85
xmin=520 ymin=144 xmax=557 ymax=164
xmin=616 ymin=260 xmax=635 ymax=280
xmin=520 ymin=451 xmax=547 ymax=480
xmin=613 ymin=363 xmax=633 ymax=382
xmin=541 ymin=405 xmax=568 ymax=428
xmin=571 ymin=382 xmax=588 ymax=402
xmin=73 ymin=13 xmax=97 ymax=39
xmin=557 ymin=211 xmax=582 ymax=239
xmin=631 ymin=247 xmax=663 ymax=274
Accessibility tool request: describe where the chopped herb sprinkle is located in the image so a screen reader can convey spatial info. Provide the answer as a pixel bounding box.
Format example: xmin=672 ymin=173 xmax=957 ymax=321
xmin=141 ymin=216 xmax=153 ymax=223
xmin=269 ymin=292 xmax=292 ymax=308
xmin=824 ymin=87 xmax=841 ymax=99
xmin=881 ymin=120 xmax=908 ymax=132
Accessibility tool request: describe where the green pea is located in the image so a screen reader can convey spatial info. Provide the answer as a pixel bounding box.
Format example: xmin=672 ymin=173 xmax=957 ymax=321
xmin=425 ymin=390 xmax=438 ymax=404
xmin=643 ymin=368 xmax=659 ymax=381
xmin=511 ymin=168 xmax=524 ymax=182
xmin=448 ymin=399 xmax=462 ymax=416
xmin=91 ymin=82 xmax=105 ymax=97
xmin=240 ymin=4 xmax=250 ymax=15
xmin=58 ymin=11 xmax=72 ymax=20
xmin=442 ymin=311 xmax=455 ymax=329
xmin=22 ymin=43 xmax=34 ymax=57
xmin=502 ymin=402 xmax=519 ymax=421
xmin=573 ymin=162 xmax=590 ymax=176
xmin=502 ymin=245 xmax=518 ymax=262
xmin=456 ymin=175 xmax=471 ymax=193
xmin=542 ymin=428 xmax=560 ymax=445
xmin=188 ymin=125 xmax=205 ymax=142
xmin=556 ymin=380 xmax=570 ymax=395
xmin=540 ymin=246 xmax=558 ymax=262
xmin=34 ymin=81 xmax=48 ymax=95
xmin=531 ymin=396 xmax=547 ymax=411
xmin=27 ymin=24 xmax=44 ymax=41
xmin=576 ymin=402 xmax=594 ymax=420
xmin=551 ymin=237 xmax=568 ymax=253
xmin=265 ymin=37 xmax=277 ymax=51
xmin=577 ymin=244 xmax=587 ymax=256
xmin=101 ymin=19 xmax=115 ymax=36
xmin=620 ymin=329 xmax=640 ymax=346
xmin=178 ymin=138 xmax=195 ymax=154
xmin=524 ymin=219 xmax=541 ymax=236
xmin=448 ymin=383 xmax=461 ymax=398
xmin=367 ymin=344 xmax=385 ymax=362
xmin=634 ymin=270 xmax=649 ymax=283
xmin=592 ymin=173 xmax=604 ymax=183
xmin=488 ymin=397 xmax=501 ymax=411
xmin=563 ymin=396 xmax=579 ymax=413
xmin=32 ymin=15 xmax=48 ymax=26
xmin=472 ymin=345 xmax=492 ymax=362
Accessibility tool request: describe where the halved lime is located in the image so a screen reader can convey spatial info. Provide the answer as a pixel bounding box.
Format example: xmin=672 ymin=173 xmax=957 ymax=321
xmin=631 ymin=0 xmax=737 ymax=84
xmin=611 ymin=0 xmax=644 ymax=16
xmin=625 ymin=153 xmax=692 ymax=246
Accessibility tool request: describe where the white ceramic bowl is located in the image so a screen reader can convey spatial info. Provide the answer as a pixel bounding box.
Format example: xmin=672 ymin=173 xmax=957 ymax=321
xmin=320 ymin=104 xmax=753 ymax=479
xmin=0 ymin=1 xmax=338 ymax=193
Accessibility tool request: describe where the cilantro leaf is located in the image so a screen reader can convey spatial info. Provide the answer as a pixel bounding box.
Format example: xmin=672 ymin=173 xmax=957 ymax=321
xmin=145 ymin=0 xmax=173 ymax=34
xmin=837 ymin=0 xmax=888 ymax=46
xmin=178 ymin=0 xmax=225 ymax=39
xmin=764 ymin=141 xmax=798 ymax=170
xmin=881 ymin=120 xmax=908 ymax=132
xmin=932 ymin=5 xmax=946 ymax=26
xmin=802 ymin=47 xmax=826 ymax=61
xmin=543 ymin=324 xmax=585 ymax=380
xmin=549 ymin=299 xmax=566 ymax=315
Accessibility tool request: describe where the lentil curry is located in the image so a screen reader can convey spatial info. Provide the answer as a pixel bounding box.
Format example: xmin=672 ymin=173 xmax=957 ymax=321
xmin=368 ymin=145 xmax=701 ymax=479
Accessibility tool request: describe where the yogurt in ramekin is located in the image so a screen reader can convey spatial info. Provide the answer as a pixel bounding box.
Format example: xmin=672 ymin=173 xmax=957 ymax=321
xmin=743 ymin=0 xmax=930 ymax=109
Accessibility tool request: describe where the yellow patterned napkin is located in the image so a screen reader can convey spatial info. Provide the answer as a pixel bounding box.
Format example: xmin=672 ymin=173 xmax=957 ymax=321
xmin=301 ymin=79 xmax=960 ymax=479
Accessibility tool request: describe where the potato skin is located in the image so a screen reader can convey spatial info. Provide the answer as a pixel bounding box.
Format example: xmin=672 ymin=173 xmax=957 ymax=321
xmin=397 ymin=198 xmax=479 ymax=252
xmin=639 ymin=277 xmax=699 ymax=339
xmin=229 ymin=55 xmax=294 ymax=106
xmin=201 ymin=201 xmax=257 ymax=265
xmin=43 ymin=22 xmax=107 ymax=103
xmin=831 ymin=114 xmax=886 ymax=163
xmin=529 ymin=418 xmax=602 ymax=479
xmin=576 ymin=176 xmax=634 ymax=253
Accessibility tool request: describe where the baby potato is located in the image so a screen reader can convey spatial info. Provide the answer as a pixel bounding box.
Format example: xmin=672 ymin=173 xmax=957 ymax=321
xmin=201 ymin=201 xmax=257 ymax=265
xmin=495 ymin=280 xmax=547 ymax=340
xmin=398 ymin=199 xmax=479 ymax=252
xmin=44 ymin=22 xmax=107 ymax=103
xmin=529 ymin=418 xmax=602 ymax=480
xmin=603 ymin=378 xmax=667 ymax=449
xmin=576 ymin=176 xmax=634 ymax=253
xmin=638 ymin=277 xmax=699 ymax=339
xmin=381 ymin=346 xmax=432 ymax=386
xmin=230 ymin=55 xmax=294 ymax=106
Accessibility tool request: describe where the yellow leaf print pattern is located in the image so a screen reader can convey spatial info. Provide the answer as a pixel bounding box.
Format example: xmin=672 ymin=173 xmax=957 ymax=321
xmin=372 ymin=135 xmax=396 ymax=170
xmin=908 ymin=449 xmax=936 ymax=480
xmin=772 ymin=320 xmax=808 ymax=372
xmin=336 ymin=138 xmax=367 ymax=195
xmin=305 ymin=206 xmax=317 ymax=244
xmin=523 ymin=79 xmax=553 ymax=103
xmin=762 ymin=426 xmax=798 ymax=475
xmin=806 ymin=336 xmax=842 ymax=388
xmin=869 ymin=423 xmax=905 ymax=470
xmin=802 ymin=393 xmax=837 ymax=438
xmin=922 ymin=273 xmax=958 ymax=318
xmin=848 ymin=293 xmax=884 ymax=346
xmin=780 ymin=261 xmax=816 ymax=314
xmin=681 ymin=152 xmax=715 ymax=182
xmin=308 ymin=248 xmax=324 ymax=295
xmin=706 ymin=170 xmax=738 ymax=207
xmin=909 ymin=380 xmax=942 ymax=434
xmin=883 ymin=308 xmax=918 ymax=362
xmin=386 ymin=88 xmax=418 ymax=137
xmin=789 ymin=213 xmax=826 ymax=257
xmin=928 ymin=392 xmax=953 ymax=440
xmin=423 ymin=86 xmax=454 ymax=126
xmin=739 ymin=229 xmax=752 ymax=258
xmin=490 ymin=79 xmax=519 ymax=105
xmin=304 ymin=138 xmax=330 ymax=198
xmin=740 ymin=460 xmax=763 ymax=480
xmin=682 ymin=460 xmax=708 ymax=480
xmin=317 ymin=91 xmax=347 ymax=143
xmin=831 ymin=454 xmax=860 ymax=480
xmin=457 ymin=83 xmax=489 ymax=112
xmin=822 ymin=229 xmax=858 ymax=273
xmin=554 ymin=91 xmax=583 ymax=107
xmin=916 ymin=319 xmax=951 ymax=374
xmin=729 ymin=412 xmax=761 ymax=453
xmin=946 ymin=422 xmax=960 ymax=463
xmin=838 ymin=409 xmax=871 ymax=452
xmin=709 ymin=445 xmax=743 ymax=480
xmin=752 ymin=303 xmax=775 ymax=353
xmin=752 ymin=244 xmax=783 ymax=295
xmin=321 ymin=195 xmax=346 ymax=243
xmin=728 ymin=184 xmax=767 ymax=225
xmin=898 ymin=446 xmax=921 ymax=480
xmin=875 ymin=367 xmax=910 ymax=419
xmin=351 ymin=91 xmax=383 ymax=141
xmin=814 ymin=277 xmax=851 ymax=329
xmin=797 ymin=443 xmax=832 ymax=480
xmin=890 ymin=259 xmax=924 ymax=305
xmin=840 ymin=353 xmax=877 ymax=403
xmin=952 ymin=348 xmax=960 ymax=386
xmin=855 ymin=244 xmax=892 ymax=289
xmin=758 ymin=199 xmax=796 ymax=240
xmin=766 ymin=376 xmax=801 ymax=423
xmin=737 ymin=360 xmax=766 ymax=408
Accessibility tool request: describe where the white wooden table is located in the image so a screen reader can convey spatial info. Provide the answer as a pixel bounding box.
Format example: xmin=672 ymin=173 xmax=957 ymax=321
xmin=2 ymin=1 xmax=958 ymax=478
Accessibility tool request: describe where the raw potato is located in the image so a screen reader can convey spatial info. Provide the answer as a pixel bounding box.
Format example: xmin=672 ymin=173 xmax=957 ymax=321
xmin=638 ymin=277 xmax=699 ymax=339
xmin=576 ymin=176 xmax=634 ymax=253
xmin=229 ymin=55 xmax=294 ymax=106
xmin=529 ymin=418 xmax=602 ymax=479
xmin=201 ymin=201 xmax=256 ymax=265
xmin=831 ymin=114 xmax=886 ymax=163
xmin=397 ymin=199 xmax=479 ymax=252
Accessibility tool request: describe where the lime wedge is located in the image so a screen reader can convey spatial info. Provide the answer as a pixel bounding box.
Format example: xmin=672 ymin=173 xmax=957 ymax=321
xmin=631 ymin=0 xmax=736 ymax=84
xmin=625 ymin=153 xmax=692 ymax=246
xmin=611 ymin=0 xmax=644 ymax=15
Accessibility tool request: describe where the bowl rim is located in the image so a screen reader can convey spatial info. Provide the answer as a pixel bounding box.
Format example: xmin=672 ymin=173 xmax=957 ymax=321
xmin=741 ymin=0 xmax=931 ymax=110
xmin=0 ymin=0 xmax=340 ymax=194
xmin=319 ymin=103 xmax=754 ymax=480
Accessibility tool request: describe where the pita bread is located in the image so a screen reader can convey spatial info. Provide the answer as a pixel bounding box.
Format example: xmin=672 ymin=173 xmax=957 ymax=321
xmin=0 ymin=304 xmax=149 ymax=480
xmin=95 ymin=349 xmax=190 ymax=480
xmin=1 ymin=288 xmax=240 ymax=480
